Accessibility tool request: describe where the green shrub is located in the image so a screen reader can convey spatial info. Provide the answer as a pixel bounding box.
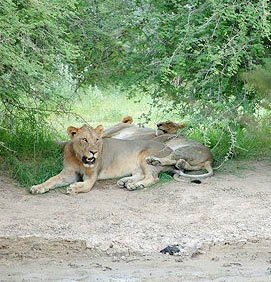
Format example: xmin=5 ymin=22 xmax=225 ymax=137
xmin=0 ymin=119 xmax=62 ymax=187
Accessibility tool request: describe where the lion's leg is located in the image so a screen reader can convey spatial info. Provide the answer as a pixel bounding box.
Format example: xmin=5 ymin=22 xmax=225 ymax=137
xmin=126 ymin=176 xmax=160 ymax=191
xmin=176 ymin=159 xmax=204 ymax=171
xmin=66 ymin=174 xmax=97 ymax=194
xmin=146 ymin=153 xmax=177 ymax=167
xmin=117 ymin=171 xmax=145 ymax=188
xmin=126 ymin=159 xmax=160 ymax=191
xmin=30 ymin=169 xmax=77 ymax=194
xmin=174 ymin=160 xmax=213 ymax=180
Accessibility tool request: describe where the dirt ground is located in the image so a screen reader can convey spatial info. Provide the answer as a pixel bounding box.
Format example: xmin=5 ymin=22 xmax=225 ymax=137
xmin=1 ymin=160 xmax=271 ymax=281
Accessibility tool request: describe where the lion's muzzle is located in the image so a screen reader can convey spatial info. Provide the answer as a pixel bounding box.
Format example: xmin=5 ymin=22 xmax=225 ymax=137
xmin=156 ymin=127 xmax=167 ymax=136
xmin=82 ymin=151 xmax=98 ymax=167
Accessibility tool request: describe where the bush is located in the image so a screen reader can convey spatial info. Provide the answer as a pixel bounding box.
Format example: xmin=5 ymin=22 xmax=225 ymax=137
xmin=0 ymin=119 xmax=62 ymax=187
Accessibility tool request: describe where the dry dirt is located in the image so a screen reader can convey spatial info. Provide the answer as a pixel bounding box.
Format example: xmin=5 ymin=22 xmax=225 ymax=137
xmin=0 ymin=160 xmax=271 ymax=281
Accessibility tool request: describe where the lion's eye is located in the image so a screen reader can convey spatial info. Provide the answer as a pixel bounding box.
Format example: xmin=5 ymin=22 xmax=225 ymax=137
xmin=96 ymin=138 xmax=99 ymax=142
xmin=82 ymin=138 xmax=88 ymax=143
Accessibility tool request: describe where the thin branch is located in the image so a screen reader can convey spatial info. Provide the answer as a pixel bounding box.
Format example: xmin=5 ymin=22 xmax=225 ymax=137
xmin=0 ymin=142 xmax=16 ymax=153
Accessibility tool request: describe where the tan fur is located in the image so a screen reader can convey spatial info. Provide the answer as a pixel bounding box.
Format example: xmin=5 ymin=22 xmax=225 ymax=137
xmin=121 ymin=116 xmax=133 ymax=124
xmin=30 ymin=124 xmax=173 ymax=195
xmin=146 ymin=134 xmax=213 ymax=180
xmin=104 ymin=119 xmax=213 ymax=179
xmin=56 ymin=116 xmax=134 ymax=148
xmin=102 ymin=119 xmax=185 ymax=140
xmin=156 ymin=121 xmax=186 ymax=135
xmin=57 ymin=117 xmax=185 ymax=146
xmin=102 ymin=120 xmax=156 ymax=140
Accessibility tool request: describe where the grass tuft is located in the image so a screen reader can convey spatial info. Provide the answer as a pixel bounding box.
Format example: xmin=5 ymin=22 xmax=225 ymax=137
xmin=0 ymin=120 xmax=62 ymax=187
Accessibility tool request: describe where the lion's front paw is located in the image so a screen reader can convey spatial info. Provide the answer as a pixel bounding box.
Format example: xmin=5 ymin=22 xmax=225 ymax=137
xmin=30 ymin=185 xmax=48 ymax=194
xmin=175 ymin=159 xmax=187 ymax=170
xmin=66 ymin=182 xmax=84 ymax=195
xmin=117 ymin=178 xmax=133 ymax=188
xmin=117 ymin=179 xmax=125 ymax=188
xmin=66 ymin=186 xmax=75 ymax=195
xmin=126 ymin=182 xmax=144 ymax=191
xmin=145 ymin=156 xmax=161 ymax=166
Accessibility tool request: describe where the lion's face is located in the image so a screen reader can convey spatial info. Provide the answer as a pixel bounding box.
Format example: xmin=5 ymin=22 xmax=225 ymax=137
xmin=67 ymin=124 xmax=104 ymax=168
xmin=156 ymin=121 xmax=186 ymax=136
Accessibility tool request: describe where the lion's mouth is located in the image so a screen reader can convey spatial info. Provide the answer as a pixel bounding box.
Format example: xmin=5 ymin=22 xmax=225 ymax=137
xmin=82 ymin=156 xmax=96 ymax=167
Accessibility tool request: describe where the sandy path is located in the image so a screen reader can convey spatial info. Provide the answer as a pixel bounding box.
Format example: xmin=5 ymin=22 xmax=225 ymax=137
xmin=0 ymin=160 xmax=271 ymax=281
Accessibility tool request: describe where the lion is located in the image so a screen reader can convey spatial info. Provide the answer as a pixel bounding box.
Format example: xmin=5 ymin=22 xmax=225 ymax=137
xmin=156 ymin=121 xmax=187 ymax=135
xmin=30 ymin=124 xmax=174 ymax=194
xmin=103 ymin=118 xmax=213 ymax=180
xmin=146 ymin=124 xmax=214 ymax=180
xmin=102 ymin=116 xmax=157 ymax=140
xmin=103 ymin=116 xmax=186 ymax=140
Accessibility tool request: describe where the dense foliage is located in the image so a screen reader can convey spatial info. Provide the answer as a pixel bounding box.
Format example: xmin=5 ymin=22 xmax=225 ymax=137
xmin=241 ymin=58 xmax=271 ymax=108
xmin=1 ymin=0 xmax=270 ymax=122
xmin=0 ymin=0 xmax=78 ymax=125
xmin=70 ymin=1 xmax=271 ymax=106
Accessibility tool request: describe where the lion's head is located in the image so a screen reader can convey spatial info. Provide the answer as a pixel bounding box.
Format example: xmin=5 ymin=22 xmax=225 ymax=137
xmin=121 ymin=116 xmax=133 ymax=124
xmin=67 ymin=124 xmax=104 ymax=168
xmin=156 ymin=121 xmax=186 ymax=136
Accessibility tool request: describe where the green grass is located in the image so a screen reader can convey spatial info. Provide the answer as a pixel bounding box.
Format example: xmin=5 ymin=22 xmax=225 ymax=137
xmin=186 ymin=117 xmax=271 ymax=167
xmin=0 ymin=121 xmax=63 ymax=188
xmin=53 ymin=87 xmax=158 ymax=134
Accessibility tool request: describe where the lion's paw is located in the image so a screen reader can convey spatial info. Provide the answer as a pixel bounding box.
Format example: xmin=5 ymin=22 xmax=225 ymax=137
xmin=117 ymin=179 xmax=126 ymax=188
xmin=66 ymin=182 xmax=84 ymax=195
xmin=117 ymin=178 xmax=133 ymax=188
xmin=145 ymin=156 xmax=161 ymax=166
xmin=126 ymin=183 xmax=144 ymax=191
xmin=66 ymin=186 xmax=75 ymax=195
xmin=30 ymin=185 xmax=48 ymax=194
xmin=175 ymin=159 xmax=186 ymax=170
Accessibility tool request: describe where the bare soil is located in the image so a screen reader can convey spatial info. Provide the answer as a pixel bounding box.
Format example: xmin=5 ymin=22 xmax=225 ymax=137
xmin=1 ymin=160 xmax=271 ymax=281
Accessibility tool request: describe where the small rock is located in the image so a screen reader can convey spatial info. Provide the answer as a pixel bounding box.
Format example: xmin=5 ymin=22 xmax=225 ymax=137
xmin=160 ymin=245 xmax=180 ymax=255
xmin=211 ymin=256 xmax=219 ymax=262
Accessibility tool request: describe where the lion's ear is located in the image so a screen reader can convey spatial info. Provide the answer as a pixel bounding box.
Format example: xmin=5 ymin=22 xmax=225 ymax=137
xmin=95 ymin=125 xmax=104 ymax=136
xmin=67 ymin=126 xmax=79 ymax=139
xmin=121 ymin=116 xmax=133 ymax=124
xmin=178 ymin=122 xmax=186 ymax=129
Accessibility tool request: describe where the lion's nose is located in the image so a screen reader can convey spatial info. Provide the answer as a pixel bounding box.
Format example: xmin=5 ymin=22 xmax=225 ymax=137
xmin=89 ymin=150 xmax=97 ymax=157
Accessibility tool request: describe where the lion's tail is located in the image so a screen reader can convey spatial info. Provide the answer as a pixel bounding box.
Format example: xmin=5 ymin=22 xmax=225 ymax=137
xmin=173 ymin=162 xmax=213 ymax=181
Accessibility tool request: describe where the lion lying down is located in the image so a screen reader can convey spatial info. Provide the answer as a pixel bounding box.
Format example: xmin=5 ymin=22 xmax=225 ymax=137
xmin=30 ymin=124 xmax=173 ymax=194
xmin=102 ymin=116 xmax=186 ymax=140
xmin=103 ymin=117 xmax=214 ymax=180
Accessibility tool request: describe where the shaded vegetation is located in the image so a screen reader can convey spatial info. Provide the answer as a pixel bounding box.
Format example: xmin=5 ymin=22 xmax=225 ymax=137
xmin=0 ymin=118 xmax=62 ymax=186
